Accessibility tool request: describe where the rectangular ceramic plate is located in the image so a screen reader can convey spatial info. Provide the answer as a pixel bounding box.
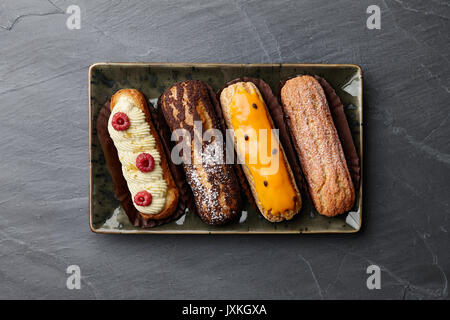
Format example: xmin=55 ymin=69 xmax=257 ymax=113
xmin=89 ymin=63 xmax=363 ymax=234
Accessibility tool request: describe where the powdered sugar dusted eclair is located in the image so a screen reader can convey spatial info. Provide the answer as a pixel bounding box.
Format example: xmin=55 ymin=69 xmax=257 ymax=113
xmin=280 ymin=76 xmax=355 ymax=216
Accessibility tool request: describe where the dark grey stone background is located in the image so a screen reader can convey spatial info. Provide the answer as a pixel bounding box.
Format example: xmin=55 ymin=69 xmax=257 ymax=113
xmin=0 ymin=0 xmax=449 ymax=300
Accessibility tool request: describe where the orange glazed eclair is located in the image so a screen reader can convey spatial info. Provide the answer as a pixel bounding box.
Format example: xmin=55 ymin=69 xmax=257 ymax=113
xmin=220 ymin=82 xmax=301 ymax=222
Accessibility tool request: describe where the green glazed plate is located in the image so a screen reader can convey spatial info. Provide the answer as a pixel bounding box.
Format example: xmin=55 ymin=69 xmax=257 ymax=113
xmin=89 ymin=63 xmax=363 ymax=234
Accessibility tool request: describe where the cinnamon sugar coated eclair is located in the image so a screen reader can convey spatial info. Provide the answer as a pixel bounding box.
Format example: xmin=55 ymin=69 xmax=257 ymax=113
xmin=280 ymin=76 xmax=355 ymax=216
xmin=220 ymin=82 xmax=301 ymax=222
xmin=108 ymin=89 xmax=179 ymax=220
xmin=159 ymin=80 xmax=241 ymax=225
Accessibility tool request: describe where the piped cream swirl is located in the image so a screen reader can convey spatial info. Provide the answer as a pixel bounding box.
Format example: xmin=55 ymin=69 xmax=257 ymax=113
xmin=107 ymin=96 xmax=167 ymax=214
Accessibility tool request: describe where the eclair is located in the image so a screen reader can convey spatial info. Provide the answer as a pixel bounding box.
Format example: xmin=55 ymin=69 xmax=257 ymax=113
xmin=159 ymin=80 xmax=242 ymax=225
xmin=219 ymin=81 xmax=301 ymax=222
xmin=98 ymin=89 xmax=180 ymax=226
xmin=280 ymin=75 xmax=355 ymax=216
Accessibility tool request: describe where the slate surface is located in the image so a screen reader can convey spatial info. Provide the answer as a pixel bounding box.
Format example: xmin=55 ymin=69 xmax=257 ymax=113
xmin=0 ymin=0 xmax=449 ymax=300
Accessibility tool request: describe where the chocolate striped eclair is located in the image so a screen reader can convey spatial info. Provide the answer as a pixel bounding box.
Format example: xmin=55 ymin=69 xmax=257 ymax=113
xmin=159 ymin=80 xmax=242 ymax=225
